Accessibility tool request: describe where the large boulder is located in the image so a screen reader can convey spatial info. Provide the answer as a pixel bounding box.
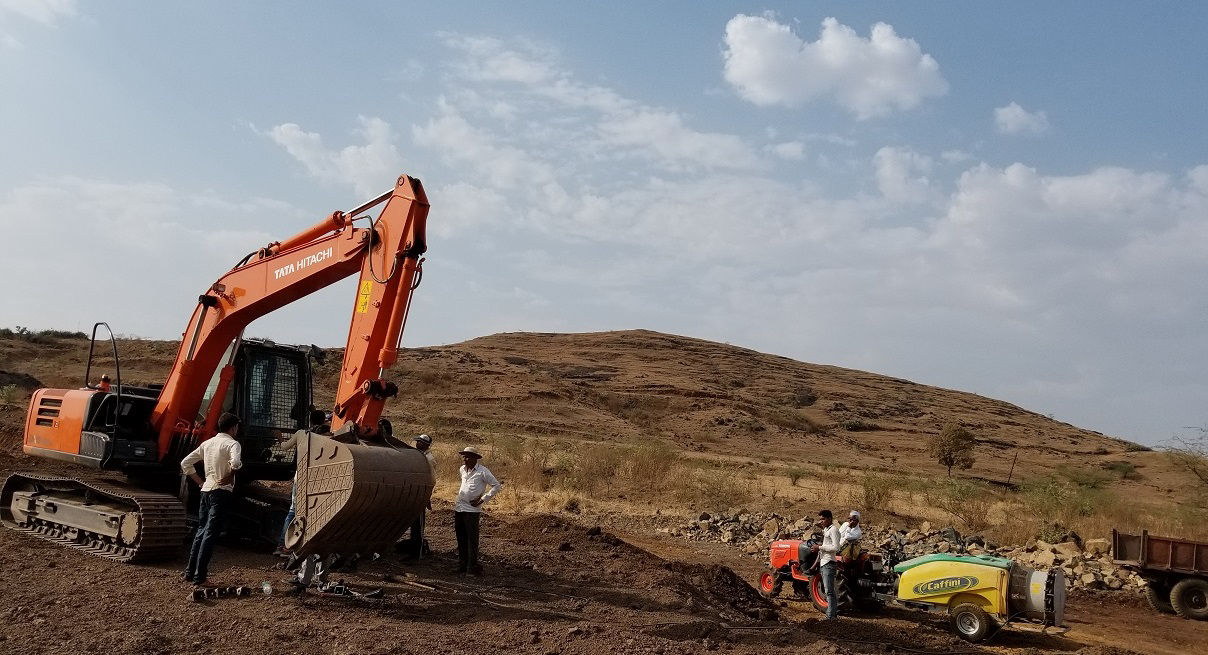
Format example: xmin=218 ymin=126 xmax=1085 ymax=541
xmin=1033 ymin=550 xmax=1057 ymax=568
xmin=1084 ymin=538 xmax=1110 ymax=556
xmin=762 ymin=518 xmax=781 ymax=538
xmin=1053 ymin=541 xmax=1083 ymax=561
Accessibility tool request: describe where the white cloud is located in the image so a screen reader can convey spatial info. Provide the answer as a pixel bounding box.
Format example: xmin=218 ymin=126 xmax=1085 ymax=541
xmin=722 ymin=15 xmax=948 ymax=119
xmin=0 ymin=0 xmax=76 ymax=25
xmin=994 ymin=102 xmax=1050 ymax=135
xmin=0 ymin=177 xmax=296 ymax=337
xmin=766 ymin=141 xmax=805 ymax=161
xmin=941 ymin=149 xmax=972 ymax=163
xmin=437 ymin=32 xmax=761 ymax=172
xmin=874 ymin=146 xmax=935 ymax=204
xmin=266 ymin=116 xmax=403 ymax=197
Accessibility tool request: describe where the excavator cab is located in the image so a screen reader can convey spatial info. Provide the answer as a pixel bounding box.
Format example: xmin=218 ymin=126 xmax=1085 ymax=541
xmin=203 ymin=339 xmax=316 ymax=481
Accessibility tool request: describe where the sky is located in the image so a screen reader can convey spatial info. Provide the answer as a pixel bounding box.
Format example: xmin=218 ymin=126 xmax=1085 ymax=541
xmin=1 ymin=2 xmax=1205 ymax=445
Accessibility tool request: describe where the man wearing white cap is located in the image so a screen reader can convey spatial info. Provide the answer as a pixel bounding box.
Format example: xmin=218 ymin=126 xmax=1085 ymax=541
xmin=398 ymin=434 xmax=437 ymax=560
xmin=454 ymin=446 xmax=502 ymax=575
xmin=839 ymin=510 xmax=863 ymax=556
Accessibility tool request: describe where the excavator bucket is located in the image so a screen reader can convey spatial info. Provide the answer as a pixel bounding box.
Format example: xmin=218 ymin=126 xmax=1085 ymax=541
xmin=283 ymin=430 xmax=434 ymax=559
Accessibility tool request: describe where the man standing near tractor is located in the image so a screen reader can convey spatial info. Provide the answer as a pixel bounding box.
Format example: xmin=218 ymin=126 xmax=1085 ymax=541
xmin=811 ymin=509 xmax=842 ymax=620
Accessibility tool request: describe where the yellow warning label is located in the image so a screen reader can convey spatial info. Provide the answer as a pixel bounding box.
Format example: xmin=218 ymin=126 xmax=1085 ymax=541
xmin=356 ymin=280 xmax=373 ymax=314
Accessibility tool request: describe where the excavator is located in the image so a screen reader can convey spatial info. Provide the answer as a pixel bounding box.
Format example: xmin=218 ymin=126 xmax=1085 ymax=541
xmin=1 ymin=174 xmax=435 ymax=563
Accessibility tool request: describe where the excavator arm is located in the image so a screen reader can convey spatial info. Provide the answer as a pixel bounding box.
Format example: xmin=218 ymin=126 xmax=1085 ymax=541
xmin=150 ymin=174 xmax=429 ymax=459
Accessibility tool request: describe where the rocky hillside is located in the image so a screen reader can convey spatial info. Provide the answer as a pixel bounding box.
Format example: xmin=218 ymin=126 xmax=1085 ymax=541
xmin=0 ymin=329 xmax=1158 ymax=487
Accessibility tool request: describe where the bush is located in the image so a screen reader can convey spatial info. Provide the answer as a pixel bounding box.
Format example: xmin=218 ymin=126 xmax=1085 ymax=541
xmin=626 ymin=442 xmax=679 ymax=488
xmin=1102 ymin=460 xmax=1139 ymax=480
xmin=789 ymin=386 xmax=818 ymax=408
xmin=929 ymin=480 xmax=994 ymax=533
xmin=786 ymin=466 xmax=807 ymax=486
xmin=0 ymin=384 xmax=21 ymax=407
xmin=852 ymin=474 xmax=895 ymax=511
xmin=1056 ymin=465 xmax=1114 ymax=489
xmin=841 ymin=419 xmax=880 ymax=432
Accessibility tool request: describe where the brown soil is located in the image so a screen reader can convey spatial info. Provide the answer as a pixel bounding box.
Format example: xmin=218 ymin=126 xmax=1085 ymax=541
xmin=3 ymin=446 xmax=1205 ymax=655
xmin=1 ymin=331 xmax=1204 ymax=654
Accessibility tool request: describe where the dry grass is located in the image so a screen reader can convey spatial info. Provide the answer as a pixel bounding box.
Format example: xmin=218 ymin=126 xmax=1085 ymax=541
xmin=0 ymin=384 xmax=21 ymax=407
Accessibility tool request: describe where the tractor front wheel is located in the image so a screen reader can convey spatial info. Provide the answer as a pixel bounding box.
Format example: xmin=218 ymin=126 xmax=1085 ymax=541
xmin=1170 ymin=577 xmax=1208 ymax=620
xmin=950 ymin=603 xmax=993 ymax=642
xmin=758 ymin=567 xmax=782 ymax=599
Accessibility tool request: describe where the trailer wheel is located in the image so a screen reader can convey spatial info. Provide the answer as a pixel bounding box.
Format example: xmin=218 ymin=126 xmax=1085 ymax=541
xmin=1170 ymin=578 xmax=1208 ymax=620
xmin=1145 ymin=581 xmax=1175 ymax=614
xmin=758 ymin=567 xmax=781 ymax=599
xmin=950 ymin=603 xmax=992 ymax=642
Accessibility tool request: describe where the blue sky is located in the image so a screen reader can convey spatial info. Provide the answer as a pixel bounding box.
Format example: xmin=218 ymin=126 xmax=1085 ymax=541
xmin=2 ymin=2 xmax=1205 ymax=445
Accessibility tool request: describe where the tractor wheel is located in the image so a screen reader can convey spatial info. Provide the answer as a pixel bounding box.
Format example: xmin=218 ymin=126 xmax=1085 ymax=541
xmin=1170 ymin=577 xmax=1208 ymax=620
xmin=758 ymin=567 xmax=782 ymax=599
xmin=949 ymin=603 xmax=993 ymax=642
xmin=1145 ymin=581 xmax=1175 ymax=614
xmin=809 ymin=571 xmax=852 ymax=615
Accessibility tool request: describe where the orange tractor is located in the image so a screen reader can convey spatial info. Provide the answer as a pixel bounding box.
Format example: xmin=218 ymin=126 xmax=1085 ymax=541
xmin=2 ymin=175 xmax=436 ymax=563
xmin=759 ymin=533 xmax=886 ymax=614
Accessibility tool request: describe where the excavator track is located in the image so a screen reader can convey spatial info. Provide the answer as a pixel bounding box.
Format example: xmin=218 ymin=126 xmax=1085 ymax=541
xmin=0 ymin=472 xmax=188 ymax=563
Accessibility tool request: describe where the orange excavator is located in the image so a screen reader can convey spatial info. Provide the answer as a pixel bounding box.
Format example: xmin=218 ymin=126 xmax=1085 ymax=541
xmin=1 ymin=174 xmax=435 ymax=563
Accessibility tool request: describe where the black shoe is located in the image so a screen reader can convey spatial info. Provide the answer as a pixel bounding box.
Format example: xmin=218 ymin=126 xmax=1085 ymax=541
xmin=452 ymin=567 xmax=467 ymax=576
xmin=469 ymin=565 xmax=484 ymax=577
xmin=180 ymin=570 xmax=195 ymax=584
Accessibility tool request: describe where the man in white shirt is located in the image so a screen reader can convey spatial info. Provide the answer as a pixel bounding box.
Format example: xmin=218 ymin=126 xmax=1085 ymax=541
xmin=454 ymin=446 xmax=502 ymax=575
xmin=180 ymin=412 xmax=243 ymax=585
xmin=398 ymin=433 xmax=436 ymax=560
xmin=810 ymin=509 xmax=841 ymax=619
xmin=839 ymin=510 xmax=863 ymax=556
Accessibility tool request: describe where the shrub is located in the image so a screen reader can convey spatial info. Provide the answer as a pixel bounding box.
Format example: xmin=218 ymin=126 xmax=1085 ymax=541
xmin=841 ymin=419 xmax=880 ymax=432
xmin=765 ymin=409 xmax=822 ymax=433
xmin=789 ymin=386 xmax=818 ymax=408
xmin=1056 ymin=465 xmax=1114 ymax=489
xmin=929 ymin=479 xmax=994 ymax=533
xmin=786 ymin=466 xmax=807 ymax=487
xmin=0 ymin=384 xmax=21 ymax=407
xmin=852 ymin=473 xmax=895 ymax=511
xmin=626 ymin=442 xmax=679 ymax=487
xmin=1102 ymin=460 xmax=1139 ymax=480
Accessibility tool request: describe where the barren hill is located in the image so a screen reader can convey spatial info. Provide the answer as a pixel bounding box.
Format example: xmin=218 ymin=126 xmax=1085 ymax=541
xmin=0 ymin=329 xmax=1154 ymax=486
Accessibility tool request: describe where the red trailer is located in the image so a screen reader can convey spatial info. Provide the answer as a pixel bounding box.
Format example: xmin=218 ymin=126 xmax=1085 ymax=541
xmin=1112 ymin=529 xmax=1208 ymax=620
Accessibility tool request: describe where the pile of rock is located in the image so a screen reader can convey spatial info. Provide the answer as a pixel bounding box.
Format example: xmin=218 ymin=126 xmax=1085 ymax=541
xmin=669 ymin=512 xmax=1145 ymax=595
xmin=661 ymin=511 xmax=810 ymax=555
xmin=1004 ymin=537 xmax=1144 ymax=591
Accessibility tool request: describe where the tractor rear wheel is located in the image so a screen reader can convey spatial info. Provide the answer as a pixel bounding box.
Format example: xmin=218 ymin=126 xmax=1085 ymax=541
xmin=950 ymin=603 xmax=993 ymax=642
xmin=809 ymin=571 xmax=851 ymax=615
xmin=1145 ymin=581 xmax=1175 ymax=614
xmin=1170 ymin=577 xmax=1208 ymax=620
xmin=758 ymin=567 xmax=782 ymax=599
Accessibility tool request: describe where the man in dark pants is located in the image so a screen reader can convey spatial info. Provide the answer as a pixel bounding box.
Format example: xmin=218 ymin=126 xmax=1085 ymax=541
xmin=398 ymin=433 xmax=436 ymax=560
xmin=180 ymin=413 xmax=243 ymax=585
xmin=811 ymin=509 xmax=842 ymax=620
xmin=453 ymin=446 xmax=501 ymax=575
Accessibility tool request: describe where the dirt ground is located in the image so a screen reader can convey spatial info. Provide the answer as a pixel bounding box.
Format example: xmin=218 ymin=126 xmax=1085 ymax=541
xmin=2 ymin=453 xmax=1204 ymax=655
